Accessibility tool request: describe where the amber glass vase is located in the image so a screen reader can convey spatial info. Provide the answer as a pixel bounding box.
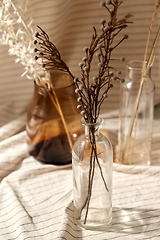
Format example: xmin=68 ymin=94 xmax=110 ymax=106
xmin=26 ymin=71 xmax=82 ymax=165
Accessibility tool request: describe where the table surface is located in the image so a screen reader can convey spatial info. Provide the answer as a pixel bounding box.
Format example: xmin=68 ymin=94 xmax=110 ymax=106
xmin=0 ymin=106 xmax=160 ymax=240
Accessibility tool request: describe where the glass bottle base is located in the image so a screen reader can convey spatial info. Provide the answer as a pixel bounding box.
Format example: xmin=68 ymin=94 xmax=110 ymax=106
xmin=74 ymin=207 xmax=112 ymax=231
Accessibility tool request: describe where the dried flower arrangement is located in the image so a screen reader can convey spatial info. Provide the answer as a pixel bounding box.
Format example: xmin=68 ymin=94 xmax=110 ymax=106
xmin=34 ymin=0 xmax=133 ymax=224
xmin=72 ymin=0 xmax=132 ymax=224
xmin=0 ymin=0 xmax=133 ymax=224
xmin=35 ymin=2 xmax=133 ymax=122
xmin=120 ymin=0 xmax=160 ymax=164
xmin=0 ymin=0 xmax=72 ymax=150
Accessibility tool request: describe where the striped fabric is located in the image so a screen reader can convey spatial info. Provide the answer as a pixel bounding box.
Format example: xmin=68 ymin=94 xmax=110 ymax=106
xmin=0 ymin=0 xmax=160 ymax=239
xmin=0 ymin=106 xmax=160 ymax=239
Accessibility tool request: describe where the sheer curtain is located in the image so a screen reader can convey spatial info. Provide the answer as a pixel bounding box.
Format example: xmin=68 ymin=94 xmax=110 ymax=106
xmin=0 ymin=0 xmax=160 ymax=126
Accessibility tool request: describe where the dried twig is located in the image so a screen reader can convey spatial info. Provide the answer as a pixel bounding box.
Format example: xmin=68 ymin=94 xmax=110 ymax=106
xmin=34 ymin=25 xmax=74 ymax=81
xmin=74 ymin=2 xmax=133 ymax=125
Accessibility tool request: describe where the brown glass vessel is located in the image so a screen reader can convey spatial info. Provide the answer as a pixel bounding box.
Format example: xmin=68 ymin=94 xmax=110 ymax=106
xmin=26 ymin=71 xmax=82 ymax=165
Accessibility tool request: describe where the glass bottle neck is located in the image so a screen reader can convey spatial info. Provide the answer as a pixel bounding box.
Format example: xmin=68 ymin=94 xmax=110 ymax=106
xmin=80 ymin=117 xmax=104 ymax=140
xmin=84 ymin=125 xmax=100 ymax=140
xmin=126 ymin=60 xmax=151 ymax=81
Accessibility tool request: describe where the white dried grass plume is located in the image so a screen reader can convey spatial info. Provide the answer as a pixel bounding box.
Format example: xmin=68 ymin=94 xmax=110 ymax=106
xmin=0 ymin=0 xmax=46 ymax=81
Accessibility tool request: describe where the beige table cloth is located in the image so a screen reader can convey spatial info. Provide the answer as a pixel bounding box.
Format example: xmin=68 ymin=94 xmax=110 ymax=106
xmin=0 ymin=107 xmax=160 ymax=240
xmin=0 ymin=1 xmax=160 ymax=239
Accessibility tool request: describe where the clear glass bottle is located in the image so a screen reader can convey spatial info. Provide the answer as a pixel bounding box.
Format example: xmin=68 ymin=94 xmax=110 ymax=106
xmin=118 ymin=60 xmax=155 ymax=165
xmin=72 ymin=117 xmax=113 ymax=230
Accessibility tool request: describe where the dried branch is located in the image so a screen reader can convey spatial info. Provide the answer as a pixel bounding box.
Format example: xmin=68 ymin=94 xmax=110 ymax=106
xmin=34 ymin=25 xmax=74 ymax=80
xmin=74 ymin=1 xmax=133 ymax=124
